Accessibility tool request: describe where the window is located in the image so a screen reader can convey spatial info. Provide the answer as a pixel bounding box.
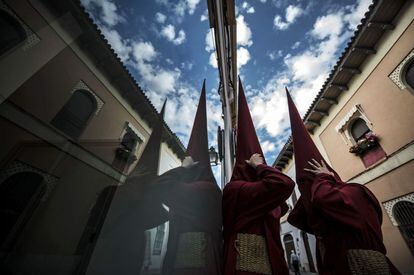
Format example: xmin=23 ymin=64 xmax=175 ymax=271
xmin=0 ymin=10 xmax=26 ymax=55
xmin=283 ymin=234 xmax=295 ymax=268
xmin=0 ymin=172 xmax=44 ymax=248
xmin=347 ymin=117 xmax=386 ymax=168
xmin=51 ymin=89 xmax=97 ymax=139
xmin=405 ymin=60 xmax=414 ymax=91
xmin=152 ymin=223 xmax=166 ymax=255
xmin=393 ymin=201 xmax=414 ymax=257
xmin=350 ymin=118 xmax=370 ymax=142
xmin=121 ymin=131 xmax=139 ymax=153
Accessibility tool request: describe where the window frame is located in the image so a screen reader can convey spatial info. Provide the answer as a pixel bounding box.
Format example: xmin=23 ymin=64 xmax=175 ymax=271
xmin=51 ymin=89 xmax=98 ymax=140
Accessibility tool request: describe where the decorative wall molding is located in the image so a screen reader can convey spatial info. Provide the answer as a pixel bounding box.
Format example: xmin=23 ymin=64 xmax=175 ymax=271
xmin=389 ymin=48 xmax=414 ymax=90
xmin=334 ymin=104 xmax=372 ymax=146
xmin=0 ymin=160 xmax=58 ymax=202
xmin=383 ymin=192 xmax=414 ymax=226
xmin=0 ymin=1 xmax=41 ymax=51
xmin=71 ymin=80 xmax=104 ymax=115
xmin=125 ymin=122 xmax=146 ymax=144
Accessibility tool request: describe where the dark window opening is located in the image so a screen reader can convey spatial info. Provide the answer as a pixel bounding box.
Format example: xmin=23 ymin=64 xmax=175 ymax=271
xmin=351 ymin=118 xmax=370 ymax=142
xmin=393 ymin=201 xmax=414 ymax=257
xmin=406 ymin=60 xmax=414 ymax=91
xmin=51 ymin=89 xmax=97 ymax=139
xmin=0 ymin=171 xmax=44 ymax=249
xmin=0 ymin=10 xmax=26 ymax=55
xmin=121 ymin=131 xmax=139 ymax=152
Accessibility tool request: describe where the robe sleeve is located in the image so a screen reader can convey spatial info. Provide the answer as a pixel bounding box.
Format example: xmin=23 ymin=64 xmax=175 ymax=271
xmin=287 ymin=198 xmax=314 ymax=234
xmin=310 ymin=173 xmax=364 ymax=230
xmin=237 ymin=164 xmax=294 ymax=219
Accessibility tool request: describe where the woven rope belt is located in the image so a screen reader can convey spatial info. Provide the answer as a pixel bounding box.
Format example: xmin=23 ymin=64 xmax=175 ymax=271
xmin=174 ymin=232 xmax=206 ymax=268
xmin=347 ymin=249 xmax=390 ymax=275
xmin=235 ymin=233 xmax=272 ymax=275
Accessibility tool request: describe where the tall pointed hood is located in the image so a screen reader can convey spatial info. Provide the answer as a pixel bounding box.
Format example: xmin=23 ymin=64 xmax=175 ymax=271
xmin=286 ymin=88 xmax=340 ymax=184
xmin=231 ymin=78 xmax=266 ymax=182
xmin=185 ymin=80 xmax=215 ymax=181
xmin=186 ymin=80 xmax=211 ymax=167
xmin=129 ymin=99 xmax=167 ymax=179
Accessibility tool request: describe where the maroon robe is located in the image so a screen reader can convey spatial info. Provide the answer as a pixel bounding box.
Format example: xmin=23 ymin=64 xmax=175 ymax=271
xmin=223 ymin=79 xmax=294 ymax=275
xmin=285 ymin=89 xmax=400 ymax=275
xmin=154 ymin=165 xmax=222 ymax=275
xmin=160 ymin=81 xmax=222 ymax=275
xmin=224 ymin=164 xmax=293 ymax=275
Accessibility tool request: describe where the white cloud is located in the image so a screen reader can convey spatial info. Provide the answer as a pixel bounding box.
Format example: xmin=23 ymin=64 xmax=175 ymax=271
xmin=273 ymin=5 xmax=303 ymax=30
xmin=252 ymin=1 xmax=369 ymax=138
xmin=130 ymin=41 xmax=180 ymax=102
xmin=237 ymin=15 xmax=253 ymax=47
xmin=344 ymin=0 xmax=372 ymax=30
xmin=261 ymin=140 xmax=276 ymax=154
xmin=240 ymin=2 xmax=255 ymax=14
xmin=132 ymin=41 xmax=157 ymax=62
xmin=209 ymin=52 xmax=218 ymax=68
xmin=292 ymin=41 xmax=301 ymax=49
xmin=156 ymin=0 xmax=201 ymax=21
xmin=161 ymin=24 xmax=186 ymax=45
xmin=100 ymin=26 xmax=131 ymax=62
xmin=286 ymin=5 xmax=303 ymax=23
xmin=237 ymin=47 xmax=251 ymax=69
xmin=312 ymin=13 xmax=344 ymax=39
xmin=246 ymin=7 xmax=255 ymax=14
xmin=155 ymin=12 xmax=167 ymax=24
xmin=268 ymin=50 xmax=283 ymax=61
xmin=186 ymin=0 xmax=201 ymax=14
xmin=205 ymin=29 xmax=215 ymax=51
xmin=200 ymin=9 xmax=208 ymax=21
xmin=81 ymin=0 xmax=124 ymax=27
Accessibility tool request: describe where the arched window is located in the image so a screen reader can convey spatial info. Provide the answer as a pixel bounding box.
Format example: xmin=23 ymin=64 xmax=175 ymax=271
xmin=51 ymin=89 xmax=97 ymax=139
xmin=350 ymin=118 xmax=370 ymax=142
xmin=393 ymin=201 xmax=414 ymax=256
xmin=0 ymin=172 xmax=44 ymax=248
xmin=405 ymin=60 xmax=414 ymax=91
xmin=0 ymin=10 xmax=26 ymax=55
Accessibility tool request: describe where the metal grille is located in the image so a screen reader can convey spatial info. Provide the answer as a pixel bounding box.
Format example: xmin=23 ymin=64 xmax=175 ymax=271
xmin=393 ymin=201 xmax=414 ymax=257
xmin=152 ymin=223 xmax=165 ymax=255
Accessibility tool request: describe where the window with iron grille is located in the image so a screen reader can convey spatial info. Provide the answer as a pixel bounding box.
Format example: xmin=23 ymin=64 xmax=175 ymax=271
xmin=153 ymin=223 xmax=166 ymax=255
xmin=393 ymin=201 xmax=414 ymax=257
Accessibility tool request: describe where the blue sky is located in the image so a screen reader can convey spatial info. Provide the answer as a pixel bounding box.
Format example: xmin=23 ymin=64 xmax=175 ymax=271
xmin=81 ymin=0 xmax=372 ymax=173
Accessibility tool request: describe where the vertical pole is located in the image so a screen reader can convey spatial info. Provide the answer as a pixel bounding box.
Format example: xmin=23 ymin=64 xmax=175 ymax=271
xmin=214 ymin=0 xmax=234 ymax=187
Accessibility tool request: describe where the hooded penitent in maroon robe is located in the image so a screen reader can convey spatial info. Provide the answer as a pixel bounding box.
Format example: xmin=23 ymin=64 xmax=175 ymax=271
xmin=156 ymin=81 xmax=222 ymax=275
xmin=82 ymin=101 xmax=169 ymax=274
xmin=285 ymin=89 xmax=401 ymax=275
xmin=223 ymin=79 xmax=294 ymax=275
